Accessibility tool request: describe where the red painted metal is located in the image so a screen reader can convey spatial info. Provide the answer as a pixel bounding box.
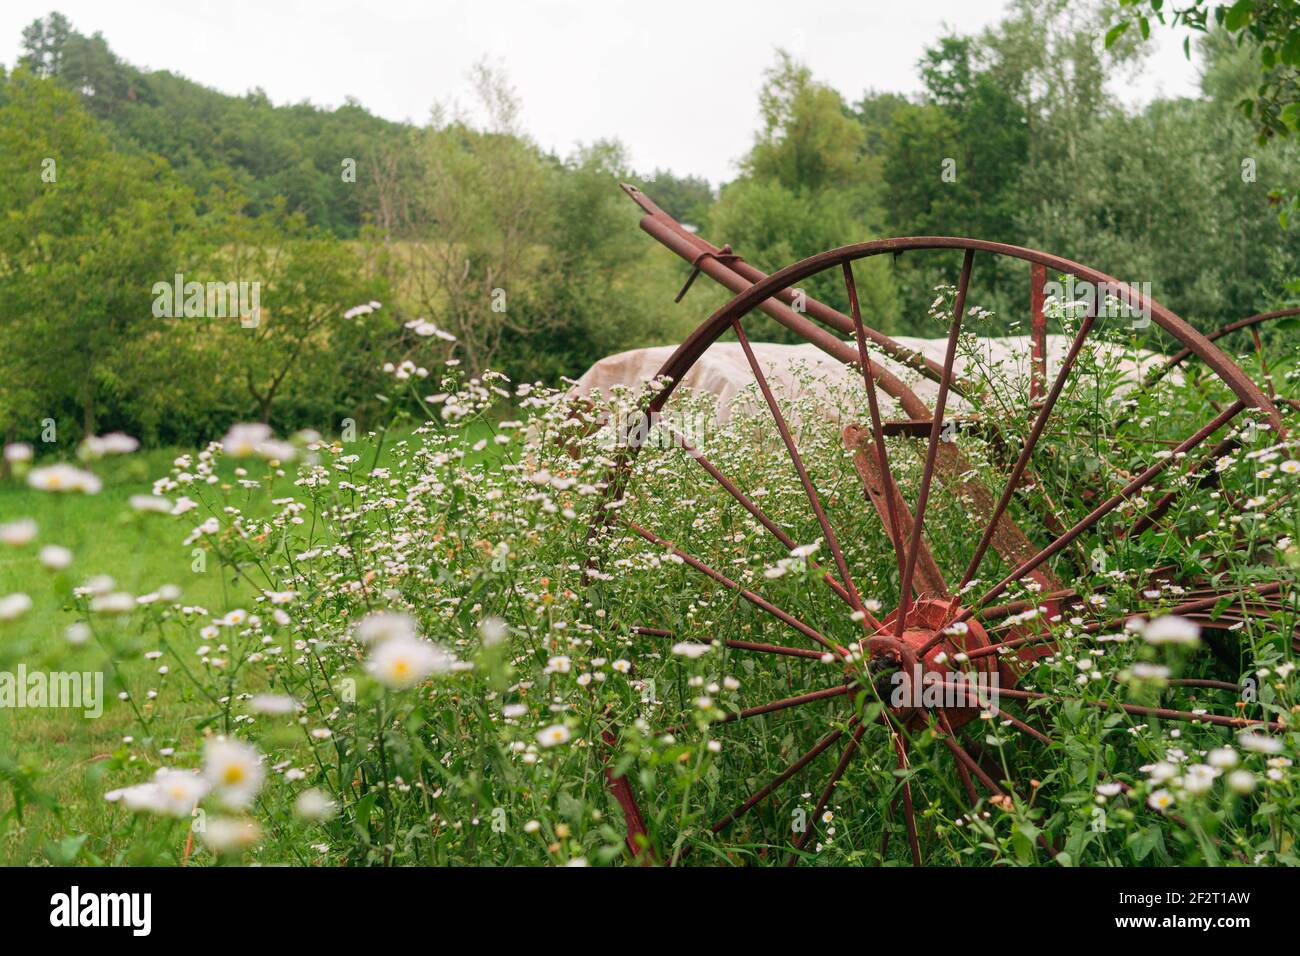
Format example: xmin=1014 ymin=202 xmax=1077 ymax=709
xmin=1029 ymin=262 xmax=1048 ymax=402
xmin=590 ymin=186 xmax=1287 ymax=866
xmin=601 ymin=726 xmax=652 ymax=863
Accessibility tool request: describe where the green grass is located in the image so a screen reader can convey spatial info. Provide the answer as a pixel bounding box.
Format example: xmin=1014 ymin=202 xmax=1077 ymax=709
xmin=0 ymin=420 xmax=499 ymax=864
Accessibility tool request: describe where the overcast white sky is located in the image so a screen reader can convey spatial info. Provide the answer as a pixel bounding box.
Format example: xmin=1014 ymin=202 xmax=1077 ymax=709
xmin=1 ymin=0 xmax=1204 ymax=185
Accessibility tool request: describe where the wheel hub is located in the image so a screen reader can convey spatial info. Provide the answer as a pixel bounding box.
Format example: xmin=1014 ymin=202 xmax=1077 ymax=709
xmin=860 ymin=598 xmax=1005 ymax=730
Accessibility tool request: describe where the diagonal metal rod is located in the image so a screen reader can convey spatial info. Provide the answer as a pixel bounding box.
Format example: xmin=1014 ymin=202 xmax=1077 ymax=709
xmin=621 ymin=183 xmax=957 ymax=392
xmin=1125 ymin=436 xmax=1236 ymax=539
xmin=1082 ymin=580 xmax=1285 ymax=635
xmin=711 ymin=724 xmax=850 ymax=833
xmin=947 ymin=400 xmax=1246 ymax=632
xmin=731 ymin=318 xmax=883 ymax=632
xmin=898 ymin=249 xmax=974 ymax=634
xmin=843 ymin=260 xmax=907 ymax=586
xmin=958 ymin=311 xmax=1097 ymax=590
xmin=787 ymin=721 xmax=869 ymax=865
xmin=938 ymin=715 xmax=1006 ymax=796
xmin=664 ymin=424 xmax=853 ymax=606
xmin=622 ymin=518 xmax=846 ymax=657
xmin=660 ymin=683 xmax=855 ymax=738
xmin=931 ymin=679 xmax=1283 ymax=731
xmin=942 ymin=711 xmax=1059 ymax=858
xmin=950 ymin=738 xmax=981 ymax=805
xmin=894 ymin=734 xmax=923 ymax=865
xmin=632 ymin=627 xmax=834 ymax=661
xmin=965 ymin=579 xmax=1286 ymax=663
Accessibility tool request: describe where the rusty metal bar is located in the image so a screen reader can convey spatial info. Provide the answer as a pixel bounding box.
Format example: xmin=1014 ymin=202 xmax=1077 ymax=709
xmin=898 ymin=249 xmax=973 ymax=633
xmin=711 ymin=724 xmax=849 ymax=833
xmin=953 ymin=400 xmax=1246 ymax=626
xmin=665 ymin=425 xmax=854 ymax=606
xmin=622 ymin=183 xmax=952 ymax=389
xmin=959 ymin=311 xmax=1097 ymax=590
xmin=622 ymin=518 xmax=846 ymax=656
xmin=731 ymin=318 xmax=884 ymax=632
xmin=1030 ymin=262 xmax=1048 ymax=402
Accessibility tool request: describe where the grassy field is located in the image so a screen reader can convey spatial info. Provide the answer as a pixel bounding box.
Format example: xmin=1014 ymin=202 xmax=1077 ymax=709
xmin=0 ymin=421 xmax=498 ymax=865
xmin=1 ymin=445 xmax=228 ymax=864
xmin=2 ymin=354 xmax=1297 ymax=868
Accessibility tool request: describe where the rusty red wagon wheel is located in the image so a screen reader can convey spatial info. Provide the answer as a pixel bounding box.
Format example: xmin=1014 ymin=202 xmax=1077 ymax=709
xmin=587 ymin=224 xmax=1287 ymax=866
xmin=1144 ymin=306 xmax=1300 ymax=410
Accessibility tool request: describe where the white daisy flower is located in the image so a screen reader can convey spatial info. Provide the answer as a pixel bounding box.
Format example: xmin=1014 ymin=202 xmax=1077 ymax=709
xmin=203 ymin=738 xmax=266 ymax=808
xmin=536 ymin=724 xmax=572 ymax=748
xmin=367 ymin=634 xmax=455 ymax=690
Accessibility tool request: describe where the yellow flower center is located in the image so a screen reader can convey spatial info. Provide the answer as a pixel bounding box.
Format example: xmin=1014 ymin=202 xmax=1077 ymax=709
xmin=223 ymin=765 xmax=246 ymax=785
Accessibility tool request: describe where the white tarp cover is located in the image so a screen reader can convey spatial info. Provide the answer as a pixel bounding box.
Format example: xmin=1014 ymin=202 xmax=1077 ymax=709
xmin=571 ymin=336 xmax=1167 ymax=422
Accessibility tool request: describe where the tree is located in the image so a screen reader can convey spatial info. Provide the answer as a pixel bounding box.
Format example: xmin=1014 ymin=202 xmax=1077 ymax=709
xmin=18 ymin=12 xmax=73 ymax=77
xmin=743 ymin=51 xmax=865 ymax=194
xmin=629 ymin=169 xmax=712 ymax=224
xmin=1109 ymin=0 xmax=1300 ymax=142
xmin=1017 ymin=96 xmax=1300 ymax=331
xmin=386 ymin=64 xmax=558 ymax=376
xmin=203 ymin=199 xmax=389 ymax=425
xmin=1111 ymin=1 xmax=1300 ymax=226
xmin=0 ymin=69 xmax=199 ymax=441
xmin=17 ymin=13 xmax=408 ymax=237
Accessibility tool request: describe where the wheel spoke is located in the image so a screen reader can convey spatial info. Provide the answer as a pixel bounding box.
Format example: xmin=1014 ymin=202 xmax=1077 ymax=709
xmin=937 ymin=712 xmax=1005 ymax=796
xmin=963 ymin=631 xmax=1056 ymax=661
xmin=787 ymin=722 xmax=869 ymax=865
xmin=1126 ymin=436 xmax=1236 ymax=539
xmin=932 ymin=679 xmax=1283 ymax=731
xmin=731 ymin=319 xmax=883 ymax=632
xmin=845 ymin=426 xmax=949 ymax=597
xmin=664 ymin=423 xmax=854 ymax=606
xmin=843 ymin=260 xmax=907 ymax=586
xmin=959 ymin=310 xmax=1098 ymax=590
xmin=1082 ymin=580 xmax=1284 ymax=635
xmin=660 ymin=683 xmax=854 ymax=737
xmin=898 ymin=248 xmax=974 ymax=633
xmin=895 ymin=734 xmax=923 ymax=865
xmin=622 ymin=518 xmax=846 ymax=657
xmin=951 ymin=677 xmax=1056 ymax=746
xmin=711 ymin=724 xmax=850 ymax=833
xmin=953 ymin=401 xmax=1246 ymax=628
xmin=1250 ymin=325 xmax=1277 ymax=400
xmin=950 ymin=742 xmax=980 ymax=805
xmin=942 ymin=712 xmax=1059 ymax=858
xmin=968 ymin=581 xmax=1286 ymax=661
xmin=1029 ymin=262 xmax=1048 ymax=403
xmin=633 ymin=627 xmax=829 ymax=662
xmin=976 ymin=588 xmax=1079 ymax=623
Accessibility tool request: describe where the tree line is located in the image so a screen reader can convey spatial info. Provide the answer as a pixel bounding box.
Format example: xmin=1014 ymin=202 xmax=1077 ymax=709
xmin=1 ymin=3 xmax=1296 ymax=450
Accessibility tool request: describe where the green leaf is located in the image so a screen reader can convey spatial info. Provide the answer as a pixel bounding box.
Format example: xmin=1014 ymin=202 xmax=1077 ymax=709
xmin=1282 ymin=30 xmax=1300 ymax=66
xmin=1224 ymin=2 xmax=1253 ymax=33
xmin=1105 ymin=21 xmax=1131 ymax=48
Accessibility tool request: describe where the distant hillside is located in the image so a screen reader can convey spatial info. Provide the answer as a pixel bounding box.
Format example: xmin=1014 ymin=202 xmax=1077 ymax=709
xmin=13 ymin=11 xmax=409 ymax=236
